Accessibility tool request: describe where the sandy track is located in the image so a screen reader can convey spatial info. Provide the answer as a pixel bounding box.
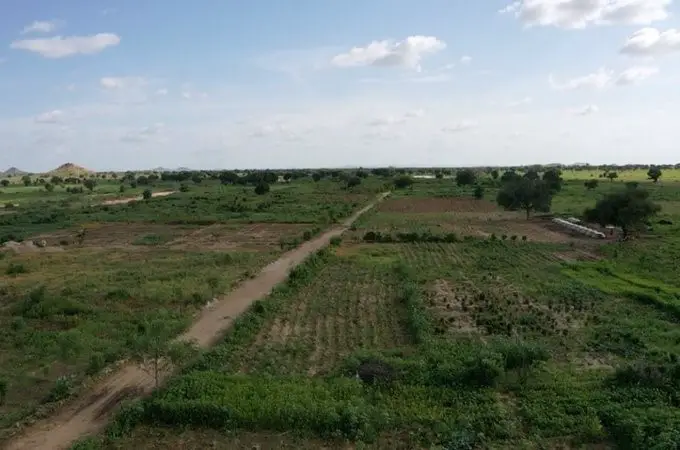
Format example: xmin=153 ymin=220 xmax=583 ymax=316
xmin=100 ymin=191 xmax=176 ymax=205
xmin=4 ymin=192 xmax=389 ymax=450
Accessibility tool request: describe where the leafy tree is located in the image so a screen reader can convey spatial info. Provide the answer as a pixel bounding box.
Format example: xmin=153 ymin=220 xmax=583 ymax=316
xmin=119 ymin=185 xmax=126 ymax=193
xmin=191 ymin=174 xmax=202 ymax=184
xmin=356 ymin=169 xmax=369 ymax=178
xmin=345 ymin=176 xmax=362 ymax=189
xmin=179 ymin=183 xmax=190 ymax=193
xmin=1 ymin=179 xmax=9 ymax=187
xmin=584 ymin=179 xmax=599 ymax=190
xmin=21 ymin=175 xmax=32 ymax=187
xmin=455 ymin=169 xmax=477 ymax=187
xmin=312 ymin=172 xmax=322 ymax=182
xmin=585 ymin=186 xmax=661 ymax=238
xmin=434 ymin=170 xmax=444 ymax=179
xmin=393 ymin=175 xmax=414 ymax=189
xmin=44 ymin=183 xmax=54 ymax=192
xmin=128 ymin=317 xmax=198 ymax=388
xmin=647 ymin=166 xmax=662 ymax=183
xmin=500 ymin=170 xmax=520 ymax=183
xmin=497 ymin=178 xmax=553 ymax=219
xmin=50 ymin=176 xmax=63 ymax=185
xmin=262 ymin=171 xmax=278 ymax=184
xmin=219 ymin=171 xmax=239 ymax=185
xmin=523 ymin=169 xmax=540 ymax=181
xmin=83 ymin=179 xmax=97 ymax=192
xmin=142 ymin=188 xmax=153 ymax=200
xmin=606 ymin=172 xmax=619 ymax=182
xmin=473 ymin=185 xmax=485 ymax=199
xmin=283 ymin=172 xmax=293 ymax=182
xmin=254 ymin=182 xmax=270 ymax=195
xmin=136 ymin=176 xmax=150 ymax=186
xmin=542 ymin=168 xmax=563 ymax=193
xmin=490 ymin=169 xmax=499 ymax=180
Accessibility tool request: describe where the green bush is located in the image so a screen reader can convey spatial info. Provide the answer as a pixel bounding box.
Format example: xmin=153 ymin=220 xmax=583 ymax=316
xmin=6 ymin=262 xmax=27 ymax=275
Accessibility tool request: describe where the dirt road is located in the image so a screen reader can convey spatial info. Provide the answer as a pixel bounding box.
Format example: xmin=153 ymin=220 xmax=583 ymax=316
xmin=100 ymin=190 xmax=176 ymax=205
xmin=4 ymin=192 xmax=389 ymax=450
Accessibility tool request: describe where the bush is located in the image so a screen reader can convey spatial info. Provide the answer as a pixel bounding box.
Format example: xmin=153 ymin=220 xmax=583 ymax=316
xmin=363 ymin=231 xmax=458 ymax=244
xmin=0 ymin=378 xmax=7 ymax=405
xmin=254 ymin=182 xmax=270 ymax=195
xmin=6 ymin=262 xmax=27 ymax=275
xmin=142 ymin=189 xmax=153 ymax=200
xmin=179 ymin=183 xmax=190 ymax=193
xmin=330 ymin=236 xmax=342 ymax=247
xmin=45 ymin=375 xmax=75 ymax=403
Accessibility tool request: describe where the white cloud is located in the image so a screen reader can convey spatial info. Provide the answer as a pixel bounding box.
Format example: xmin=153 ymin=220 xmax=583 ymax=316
xmin=615 ymin=66 xmax=659 ymax=85
xmin=21 ymin=20 xmax=60 ymax=34
xmin=34 ymin=110 xmax=65 ymax=124
xmin=442 ymin=120 xmax=478 ymax=132
xmin=155 ymin=88 xmax=168 ymax=96
xmin=551 ymin=66 xmax=658 ymax=89
xmin=121 ymin=123 xmax=165 ymax=143
xmin=331 ymin=36 xmax=446 ymax=71
xmin=100 ymin=76 xmax=146 ymax=90
xmin=572 ymin=104 xmax=599 ymax=116
xmin=460 ymin=55 xmax=472 ymax=65
xmin=620 ymin=27 xmax=680 ymax=56
xmin=10 ymin=33 xmax=121 ymax=59
xmin=549 ymin=68 xmax=613 ymax=90
xmin=500 ymin=0 xmax=671 ymax=29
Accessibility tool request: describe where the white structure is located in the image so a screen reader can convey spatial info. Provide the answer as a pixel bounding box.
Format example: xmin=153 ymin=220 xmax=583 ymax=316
xmin=552 ymin=218 xmax=606 ymax=239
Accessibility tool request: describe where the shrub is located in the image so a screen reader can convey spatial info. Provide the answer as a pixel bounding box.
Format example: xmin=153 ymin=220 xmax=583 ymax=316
xmin=0 ymin=378 xmax=7 ymax=405
xmin=6 ymin=262 xmax=27 ymax=275
xmin=45 ymin=375 xmax=75 ymax=403
xmin=330 ymin=236 xmax=342 ymax=246
xmin=254 ymin=182 xmax=270 ymax=195
xmin=142 ymin=189 xmax=153 ymax=200
xmin=179 ymin=183 xmax=190 ymax=193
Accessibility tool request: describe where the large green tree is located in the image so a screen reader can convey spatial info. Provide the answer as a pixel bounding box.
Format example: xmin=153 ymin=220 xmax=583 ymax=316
xmin=497 ymin=178 xmax=553 ymax=219
xmin=455 ymin=169 xmax=477 ymax=187
xmin=584 ymin=186 xmax=661 ymax=238
xmin=647 ymin=166 xmax=662 ymax=183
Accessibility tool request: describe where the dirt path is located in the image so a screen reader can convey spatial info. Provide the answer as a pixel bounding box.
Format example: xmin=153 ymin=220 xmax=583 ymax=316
xmin=100 ymin=190 xmax=176 ymax=205
xmin=4 ymin=192 xmax=389 ymax=450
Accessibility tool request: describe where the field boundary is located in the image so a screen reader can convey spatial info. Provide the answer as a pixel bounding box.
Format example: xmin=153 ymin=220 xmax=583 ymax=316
xmin=4 ymin=192 xmax=390 ymax=450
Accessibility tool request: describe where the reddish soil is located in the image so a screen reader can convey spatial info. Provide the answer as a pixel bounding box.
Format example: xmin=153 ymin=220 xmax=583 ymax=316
xmin=31 ymin=222 xmax=310 ymax=251
xmin=4 ymin=192 xmax=389 ymax=450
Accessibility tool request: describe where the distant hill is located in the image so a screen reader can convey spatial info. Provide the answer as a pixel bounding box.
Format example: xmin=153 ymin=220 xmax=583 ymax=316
xmin=1 ymin=167 xmax=26 ymax=177
xmin=49 ymin=163 xmax=92 ymax=176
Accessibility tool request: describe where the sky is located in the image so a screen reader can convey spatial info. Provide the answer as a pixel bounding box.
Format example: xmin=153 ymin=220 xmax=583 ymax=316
xmin=1 ymin=0 xmax=680 ymax=171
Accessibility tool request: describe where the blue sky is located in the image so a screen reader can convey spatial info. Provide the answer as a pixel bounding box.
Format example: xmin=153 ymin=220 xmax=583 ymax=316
xmin=1 ymin=0 xmax=680 ymax=171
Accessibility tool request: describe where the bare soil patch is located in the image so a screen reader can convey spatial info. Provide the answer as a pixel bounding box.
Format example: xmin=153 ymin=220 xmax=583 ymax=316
xmin=31 ymin=222 xmax=310 ymax=252
xmin=168 ymin=223 xmax=310 ymax=252
xmin=426 ymin=280 xmax=480 ymax=335
xmin=440 ymin=217 xmax=602 ymax=244
xmin=378 ymin=197 xmax=498 ymax=214
xmin=100 ymin=190 xmax=175 ymax=205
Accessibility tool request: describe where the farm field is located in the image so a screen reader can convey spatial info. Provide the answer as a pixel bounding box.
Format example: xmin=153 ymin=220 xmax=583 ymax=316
xmin=4 ymin=166 xmax=680 ymax=450
xmin=0 ymin=172 xmax=386 ymax=444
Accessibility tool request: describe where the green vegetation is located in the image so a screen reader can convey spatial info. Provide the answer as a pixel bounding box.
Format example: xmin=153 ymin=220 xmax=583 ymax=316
xmin=3 ymin=165 xmax=680 ymax=449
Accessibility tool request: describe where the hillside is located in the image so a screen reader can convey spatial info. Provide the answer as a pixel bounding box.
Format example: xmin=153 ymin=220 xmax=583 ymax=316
xmin=1 ymin=167 xmax=27 ymax=177
xmin=48 ymin=163 xmax=92 ymax=177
